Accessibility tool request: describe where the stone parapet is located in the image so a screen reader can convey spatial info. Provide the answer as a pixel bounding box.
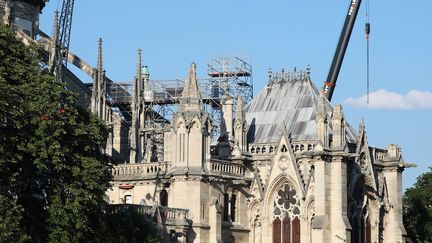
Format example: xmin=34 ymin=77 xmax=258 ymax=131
xmin=208 ymin=160 xmax=245 ymax=178
xmin=112 ymin=162 xmax=171 ymax=180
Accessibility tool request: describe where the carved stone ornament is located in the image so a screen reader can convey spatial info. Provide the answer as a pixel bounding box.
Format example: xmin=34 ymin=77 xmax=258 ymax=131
xmin=278 ymin=156 xmax=289 ymax=171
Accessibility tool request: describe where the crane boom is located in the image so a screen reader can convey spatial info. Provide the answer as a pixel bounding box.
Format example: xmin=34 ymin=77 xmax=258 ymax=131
xmin=323 ymin=0 xmax=362 ymax=101
xmin=58 ymin=0 xmax=75 ymax=68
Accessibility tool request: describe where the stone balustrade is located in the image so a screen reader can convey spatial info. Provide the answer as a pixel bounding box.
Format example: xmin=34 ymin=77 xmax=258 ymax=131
xmin=108 ymin=204 xmax=189 ymax=222
xmin=374 ymin=148 xmax=388 ymax=162
xmin=159 ymin=206 xmax=189 ymax=221
xmin=208 ymin=160 xmax=244 ymax=177
xmin=112 ymin=162 xmax=171 ymax=179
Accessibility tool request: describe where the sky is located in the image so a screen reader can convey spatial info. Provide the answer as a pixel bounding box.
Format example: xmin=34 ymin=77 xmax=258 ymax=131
xmin=39 ymin=0 xmax=432 ymax=190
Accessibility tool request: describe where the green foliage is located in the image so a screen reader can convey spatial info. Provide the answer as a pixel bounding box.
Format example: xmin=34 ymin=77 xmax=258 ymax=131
xmin=404 ymin=167 xmax=432 ymax=242
xmin=104 ymin=206 xmax=162 ymax=243
xmin=0 ymin=25 xmax=112 ymax=242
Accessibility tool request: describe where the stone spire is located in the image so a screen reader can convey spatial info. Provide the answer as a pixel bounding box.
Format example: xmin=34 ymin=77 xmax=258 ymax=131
xmin=130 ymin=49 xmax=144 ymax=163
xmin=316 ymin=93 xmax=329 ymax=147
xmin=48 ymin=11 xmax=59 ymax=73
xmin=180 ymin=63 xmax=202 ymax=112
xmin=91 ymin=38 xmax=106 ymax=120
xmin=132 ymin=49 xmax=142 ymax=113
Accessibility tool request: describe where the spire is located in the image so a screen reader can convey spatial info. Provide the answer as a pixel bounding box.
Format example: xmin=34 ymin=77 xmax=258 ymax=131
xmin=180 ymin=63 xmax=202 ymax=111
xmin=91 ymin=39 xmax=101 ymax=114
xmin=133 ymin=49 xmax=142 ymax=111
xmin=91 ymin=38 xmax=106 ymax=119
xmin=48 ymin=11 xmax=59 ymax=73
xmin=97 ymin=38 xmax=104 ymax=84
xmin=130 ymin=49 xmax=144 ymax=164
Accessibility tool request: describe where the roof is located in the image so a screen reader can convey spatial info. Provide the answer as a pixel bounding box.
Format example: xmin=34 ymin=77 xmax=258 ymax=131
xmin=245 ymin=68 xmax=357 ymax=144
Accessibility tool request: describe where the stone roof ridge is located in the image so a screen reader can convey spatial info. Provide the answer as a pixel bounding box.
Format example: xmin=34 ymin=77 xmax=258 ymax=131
xmin=267 ymin=65 xmax=311 ymax=86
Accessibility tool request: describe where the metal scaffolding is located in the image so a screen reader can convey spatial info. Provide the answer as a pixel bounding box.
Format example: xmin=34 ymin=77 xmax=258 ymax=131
xmin=108 ymin=57 xmax=253 ymax=145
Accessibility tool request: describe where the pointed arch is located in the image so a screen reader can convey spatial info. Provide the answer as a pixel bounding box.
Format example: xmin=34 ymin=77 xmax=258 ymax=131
xmin=266 ymin=175 xmax=302 ymax=243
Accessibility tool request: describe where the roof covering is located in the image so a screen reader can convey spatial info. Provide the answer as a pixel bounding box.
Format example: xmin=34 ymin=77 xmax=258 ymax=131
xmin=245 ymin=67 xmax=357 ymax=144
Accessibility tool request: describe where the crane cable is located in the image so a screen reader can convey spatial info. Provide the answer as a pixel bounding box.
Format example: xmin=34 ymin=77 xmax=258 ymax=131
xmin=365 ymin=0 xmax=371 ymax=103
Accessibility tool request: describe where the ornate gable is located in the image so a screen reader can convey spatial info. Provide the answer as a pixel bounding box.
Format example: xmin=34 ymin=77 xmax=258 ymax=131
xmin=265 ymin=131 xmax=306 ymax=198
xmin=354 ymin=120 xmax=378 ymax=192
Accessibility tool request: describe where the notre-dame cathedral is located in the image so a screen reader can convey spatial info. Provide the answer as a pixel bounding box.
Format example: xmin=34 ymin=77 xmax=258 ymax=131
xmin=2 ymin=1 xmax=409 ymax=242
xmin=107 ymin=60 xmax=408 ymax=243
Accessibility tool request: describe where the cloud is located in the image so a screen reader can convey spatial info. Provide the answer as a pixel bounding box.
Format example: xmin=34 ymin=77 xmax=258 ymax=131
xmin=344 ymin=89 xmax=432 ymax=109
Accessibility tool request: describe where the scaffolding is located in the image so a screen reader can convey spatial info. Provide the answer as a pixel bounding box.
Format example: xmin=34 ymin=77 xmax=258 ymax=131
xmin=108 ymin=57 xmax=253 ymax=146
xmin=207 ymin=57 xmax=253 ymax=105
xmin=205 ymin=57 xmax=253 ymax=139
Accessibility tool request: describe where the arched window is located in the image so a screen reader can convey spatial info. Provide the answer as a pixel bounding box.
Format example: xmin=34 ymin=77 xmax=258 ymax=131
xmin=160 ymin=189 xmax=168 ymax=207
xmin=361 ymin=209 xmax=371 ymax=243
xmin=349 ymin=178 xmax=372 ymax=243
xmin=272 ymin=183 xmax=301 ymax=243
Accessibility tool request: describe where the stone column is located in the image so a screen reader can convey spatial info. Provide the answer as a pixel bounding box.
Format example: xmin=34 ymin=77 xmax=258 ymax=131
xmin=330 ymin=155 xmax=351 ymax=243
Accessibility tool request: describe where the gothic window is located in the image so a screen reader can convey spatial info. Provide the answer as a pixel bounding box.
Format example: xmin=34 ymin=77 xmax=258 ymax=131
xmin=272 ymin=183 xmax=301 ymax=243
xmin=224 ymin=193 xmax=229 ymax=221
xmin=230 ymin=194 xmax=236 ymax=222
xmin=160 ymin=189 xmax=168 ymax=207
xmin=253 ymin=217 xmax=262 ymax=243
xmin=224 ymin=192 xmax=237 ymax=222
xmin=361 ymin=209 xmax=371 ymax=243
xmin=281 ymin=145 xmax=288 ymax=153
xmin=349 ymin=179 xmax=372 ymax=243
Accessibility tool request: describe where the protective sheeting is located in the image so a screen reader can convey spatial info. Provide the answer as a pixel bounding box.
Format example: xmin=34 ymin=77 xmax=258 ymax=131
xmin=245 ymin=77 xmax=358 ymax=144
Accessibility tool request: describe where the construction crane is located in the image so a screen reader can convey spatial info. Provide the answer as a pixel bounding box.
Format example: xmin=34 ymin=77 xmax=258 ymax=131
xmin=49 ymin=0 xmax=75 ymax=82
xmin=322 ymin=0 xmax=363 ymax=101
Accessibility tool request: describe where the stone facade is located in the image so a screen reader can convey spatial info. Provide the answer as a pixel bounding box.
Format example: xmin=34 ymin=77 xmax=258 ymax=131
xmin=3 ymin=3 xmax=409 ymax=241
xmin=106 ymin=66 xmax=409 ymax=243
xmin=1 ymin=0 xmax=47 ymax=38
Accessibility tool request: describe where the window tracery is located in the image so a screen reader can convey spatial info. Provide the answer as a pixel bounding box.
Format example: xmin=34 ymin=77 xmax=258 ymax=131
xmin=273 ymin=183 xmax=301 ymax=219
xmin=272 ymin=182 xmax=301 ymax=243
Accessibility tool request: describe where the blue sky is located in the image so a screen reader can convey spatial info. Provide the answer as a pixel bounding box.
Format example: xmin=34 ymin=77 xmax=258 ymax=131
xmin=39 ymin=1 xmax=431 ymax=189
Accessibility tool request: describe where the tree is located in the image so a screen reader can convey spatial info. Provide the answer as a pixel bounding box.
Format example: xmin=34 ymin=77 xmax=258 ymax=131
xmin=0 ymin=24 xmax=112 ymax=242
xmin=104 ymin=205 xmax=162 ymax=243
xmin=404 ymin=167 xmax=432 ymax=242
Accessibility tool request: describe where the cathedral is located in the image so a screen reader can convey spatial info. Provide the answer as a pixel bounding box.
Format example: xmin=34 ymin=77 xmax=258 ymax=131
xmin=2 ymin=1 xmax=409 ymax=242
xmin=106 ymin=53 xmax=408 ymax=242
